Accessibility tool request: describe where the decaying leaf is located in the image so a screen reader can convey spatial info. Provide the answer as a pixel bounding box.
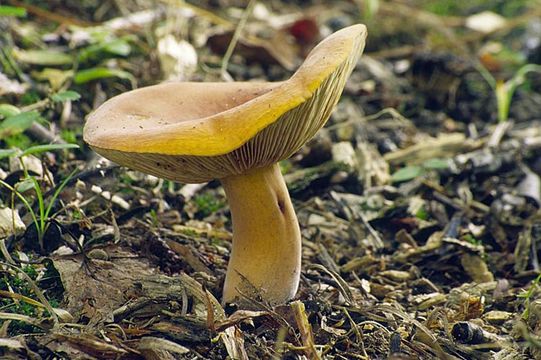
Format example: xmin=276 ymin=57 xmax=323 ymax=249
xmin=138 ymin=336 xmax=190 ymax=360
xmin=51 ymin=246 xmax=155 ymax=325
xmin=0 ymin=73 xmax=27 ymax=96
xmin=208 ymin=29 xmax=300 ymax=70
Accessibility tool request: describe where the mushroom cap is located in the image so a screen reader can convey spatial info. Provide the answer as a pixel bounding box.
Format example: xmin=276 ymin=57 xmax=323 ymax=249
xmin=84 ymin=24 xmax=367 ymax=183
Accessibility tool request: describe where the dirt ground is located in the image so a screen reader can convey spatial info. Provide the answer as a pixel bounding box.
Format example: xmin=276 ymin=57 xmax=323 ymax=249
xmin=1 ymin=0 xmax=541 ymax=359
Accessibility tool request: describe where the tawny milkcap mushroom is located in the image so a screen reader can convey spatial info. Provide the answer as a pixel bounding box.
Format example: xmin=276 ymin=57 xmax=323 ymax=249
xmin=83 ymin=24 xmax=367 ymax=306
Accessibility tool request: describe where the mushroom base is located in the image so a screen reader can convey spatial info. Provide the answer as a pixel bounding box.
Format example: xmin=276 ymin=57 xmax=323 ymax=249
xmin=220 ymin=163 xmax=301 ymax=306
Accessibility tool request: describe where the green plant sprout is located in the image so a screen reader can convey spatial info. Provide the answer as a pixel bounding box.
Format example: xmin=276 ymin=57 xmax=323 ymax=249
xmin=0 ymin=143 xmax=78 ymax=251
xmin=391 ymin=158 xmax=450 ymax=183
xmin=478 ymin=63 xmax=541 ymax=123
xmin=0 ymin=90 xmax=81 ymax=150
xmin=193 ymin=193 xmax=225 ymax=218
xmin=362 ymin=0 xmax=380 ymax=19
xmin=518 ymin=273 xmax=541 ymax=320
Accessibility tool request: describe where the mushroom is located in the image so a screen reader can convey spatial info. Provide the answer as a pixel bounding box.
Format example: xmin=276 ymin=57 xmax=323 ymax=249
xmin=83 ymin=24 xmax=367 ymax=306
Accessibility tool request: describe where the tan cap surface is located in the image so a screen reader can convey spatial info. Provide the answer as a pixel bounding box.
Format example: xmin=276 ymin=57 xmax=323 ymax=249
xmin=84 ymin=24 xmax=367 ymax=183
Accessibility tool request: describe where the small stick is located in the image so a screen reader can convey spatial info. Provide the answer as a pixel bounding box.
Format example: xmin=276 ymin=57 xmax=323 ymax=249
xmin=291 ymin=301 xmax=321 ymax=360
xmin=220 ymin=0 xmax=256 ymax=81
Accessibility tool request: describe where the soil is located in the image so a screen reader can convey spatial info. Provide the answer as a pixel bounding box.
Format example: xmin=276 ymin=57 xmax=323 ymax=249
xmin=1 ymin=0 xmax=541 ymax=359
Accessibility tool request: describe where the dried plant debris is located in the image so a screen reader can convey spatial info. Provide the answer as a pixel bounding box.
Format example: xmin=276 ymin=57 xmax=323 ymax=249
xmin=1 ymin=0 xmax=541 ymax=359
xmin=51 ymin=246 xmax=156 ymax=325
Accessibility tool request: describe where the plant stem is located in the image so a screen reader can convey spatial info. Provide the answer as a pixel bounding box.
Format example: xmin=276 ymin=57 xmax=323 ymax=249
xmin=220 ymin=0 xmax=256 ymax=81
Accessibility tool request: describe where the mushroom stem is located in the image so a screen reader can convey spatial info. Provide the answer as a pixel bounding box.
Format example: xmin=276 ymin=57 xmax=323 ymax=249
xmin=220 ymin=163 xmax=301 ymax=306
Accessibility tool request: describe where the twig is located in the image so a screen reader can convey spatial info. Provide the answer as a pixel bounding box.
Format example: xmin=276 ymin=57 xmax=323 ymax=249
xmin=367 ymin=45 xmax=418 ymax=60
xmin=19 ymin=98 xmax=67 ymax=144
xmin=487 ymin=120 xmax=513 ymax=148
xmin=7 ymin=0 xmax=94 ymax=26
xmin=220 ymin=0 xmax=256 ymax=81
xmin=383 ymin=133 xmax=481 ymax=166
xmin=0 ymin=240 xmax=17 ymax=265
xmin=326 ymin=107 xmax=410 ymax=131
xmin=342 ymin=308 xmax=368 ymax=357
xmin=307 ymin=263 xmax=355 ymax=305
xmin=161 ymin=0 xmax=234 ymax=29
xmin=329 ymin=191 xmax=384 ymax=250
xmin=27 ymin=123 xmax=66 ymax=144
xmin=291 ymin=301 xmax=321 ymax=360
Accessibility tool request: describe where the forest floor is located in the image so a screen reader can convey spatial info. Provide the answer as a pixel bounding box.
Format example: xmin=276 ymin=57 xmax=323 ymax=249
xmin=1 ymin=0 xmax=541 ymax=359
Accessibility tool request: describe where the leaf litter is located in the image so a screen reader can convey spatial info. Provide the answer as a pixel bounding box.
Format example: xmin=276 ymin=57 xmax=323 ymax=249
xmin=0 ymin=0 xmax=541 ymax=359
